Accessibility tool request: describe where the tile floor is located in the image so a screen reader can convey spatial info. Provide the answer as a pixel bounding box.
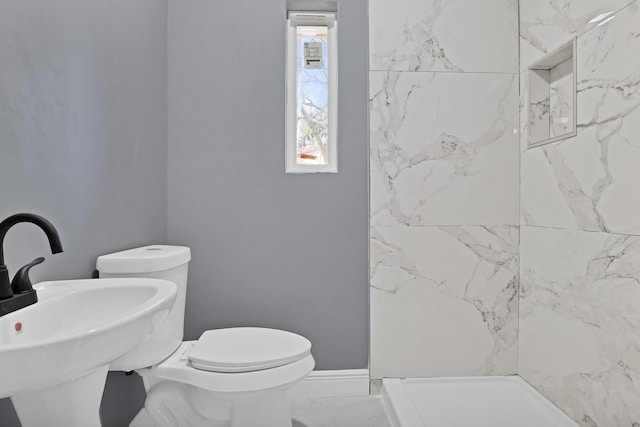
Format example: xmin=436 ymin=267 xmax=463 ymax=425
xmin=290 ymin=396 xmax=392 ymax=427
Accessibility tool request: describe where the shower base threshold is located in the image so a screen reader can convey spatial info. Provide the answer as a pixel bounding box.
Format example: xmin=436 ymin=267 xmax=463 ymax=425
xmin=381 ymin=376 xmax=579 ymax=427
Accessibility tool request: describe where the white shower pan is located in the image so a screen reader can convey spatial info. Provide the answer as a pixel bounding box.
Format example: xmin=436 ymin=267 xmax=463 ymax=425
xmin=382 ymin=376 xmax=579 ymax=427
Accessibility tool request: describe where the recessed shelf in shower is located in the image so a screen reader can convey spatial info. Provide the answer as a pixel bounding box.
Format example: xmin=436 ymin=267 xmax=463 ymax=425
xmin=527 ymin=39 xmax=577 ymax=148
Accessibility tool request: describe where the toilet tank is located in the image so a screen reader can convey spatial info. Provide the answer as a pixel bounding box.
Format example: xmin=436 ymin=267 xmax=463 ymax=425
xmin=96 ymin=245 xmax=191 ymax=371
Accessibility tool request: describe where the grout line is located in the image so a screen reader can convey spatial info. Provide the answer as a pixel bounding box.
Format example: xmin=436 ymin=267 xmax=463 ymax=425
xmin=370 ymin=224 xmax=640 ymax=239
xmin=522 ymin=223 xmax=640 ymax=238
xmin=368 ymin=69 xmax=519 ymax=76
xmin=517 ymin=0 xmax=522 ymax=377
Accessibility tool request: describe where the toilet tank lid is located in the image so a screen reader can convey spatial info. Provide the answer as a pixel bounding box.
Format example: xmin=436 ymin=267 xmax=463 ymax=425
xmin=97 ymin=245 xmax=191 ymax=274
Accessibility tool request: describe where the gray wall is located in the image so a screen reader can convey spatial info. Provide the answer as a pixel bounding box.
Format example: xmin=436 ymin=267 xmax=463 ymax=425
xmin=0 ymin=0 xmax=368 ymax=424
xmin=0 ymin=1 xmax=168 ymax=425
xmin=167 ymin=0 xmax=369 ymax=370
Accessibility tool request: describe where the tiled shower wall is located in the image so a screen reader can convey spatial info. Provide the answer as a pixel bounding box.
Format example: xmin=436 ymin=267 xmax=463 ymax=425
xmin=518 ymin=0 xmax=640 ymax=425
xmin=370 ymin=0 xmax=640 ymax=424
xmin=369 ymin=0 xmax=520 ymax=378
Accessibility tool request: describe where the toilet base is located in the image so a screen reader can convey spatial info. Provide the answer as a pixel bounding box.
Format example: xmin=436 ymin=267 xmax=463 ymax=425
xmin=227 ymin=390 xmax=292 ymax=427
xmin=130 ymin=380 xmax=293 ymax=427
xmin=126 ymin=341 xmax=314 ymax=427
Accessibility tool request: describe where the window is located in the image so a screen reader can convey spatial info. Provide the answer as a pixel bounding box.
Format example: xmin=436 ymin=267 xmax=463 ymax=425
xmin=286 ymin=12 xmax=338 ymax=173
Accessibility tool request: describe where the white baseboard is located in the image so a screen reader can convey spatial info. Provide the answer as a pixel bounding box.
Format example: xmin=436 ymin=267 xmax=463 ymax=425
xmin=288 ymin=369 xmax=370 ymax=398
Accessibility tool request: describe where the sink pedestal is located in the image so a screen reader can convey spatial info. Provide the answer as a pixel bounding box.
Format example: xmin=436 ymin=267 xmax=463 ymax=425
xmin=11 ymin=365 xmax=108 ymax=427
xmin=0 ymin=277 xmax=177 ymax=426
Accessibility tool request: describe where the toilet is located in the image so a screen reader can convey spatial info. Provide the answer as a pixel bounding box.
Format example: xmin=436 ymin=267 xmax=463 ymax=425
xmin=96 ymin=245 xmax=315 ymax=427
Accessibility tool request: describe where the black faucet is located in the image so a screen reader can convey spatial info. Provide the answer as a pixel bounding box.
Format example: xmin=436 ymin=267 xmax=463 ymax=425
xmin=0 ymin=213 xmax=63 ymax=316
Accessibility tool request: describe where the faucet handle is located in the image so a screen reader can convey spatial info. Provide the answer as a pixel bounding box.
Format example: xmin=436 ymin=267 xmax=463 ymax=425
xmin=0 ymin=265 xmax=12 ymax=299
xmin=11 ymin=257 xmax=45 ymax=294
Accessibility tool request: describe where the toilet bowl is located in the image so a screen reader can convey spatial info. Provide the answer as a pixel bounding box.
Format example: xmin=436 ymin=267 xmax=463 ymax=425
xmin=96 ymin=246 xmax=315 ymax=427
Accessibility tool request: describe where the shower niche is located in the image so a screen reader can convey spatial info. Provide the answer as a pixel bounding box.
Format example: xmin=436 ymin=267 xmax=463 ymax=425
xmin=527 ymin=39 xmax=577 ymax=148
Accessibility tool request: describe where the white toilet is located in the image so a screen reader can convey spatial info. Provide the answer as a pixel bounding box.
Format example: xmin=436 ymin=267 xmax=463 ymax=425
xmin=96 ymin=245 xmax=315 ymax=427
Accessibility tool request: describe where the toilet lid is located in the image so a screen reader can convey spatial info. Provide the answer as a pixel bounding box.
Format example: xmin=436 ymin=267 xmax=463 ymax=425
xmin=188 ymin=327 xmax=312 ymax=373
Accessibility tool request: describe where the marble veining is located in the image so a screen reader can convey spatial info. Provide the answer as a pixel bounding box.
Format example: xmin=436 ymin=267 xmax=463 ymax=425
xmin=519 ymin=226 xmax=640 ymax=427
xmin=369 ymin=0 xmax=518 ymax=73
xmin=528 ymin=69 xmax=552 ymax=145
xmin=519 ymin=0 xmax=636 ymax=71
xmin=370 ymin=71 xmax=519 ymax=226
xmin=370 ymin=225 xmax=518 ymax=379
xmin=521 ymin=3 xmax=640 ymax=235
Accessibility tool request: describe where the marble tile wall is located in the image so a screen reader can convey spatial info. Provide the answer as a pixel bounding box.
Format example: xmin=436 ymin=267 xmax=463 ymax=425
xmin=520 ymin=226 xmax=640 ymax=426
xmin=371 ymin=226 xmax=519 ymax=378
xmin=370 ymin=72 xmax=519 ymax=227
xmin=370 ymin=0 xmax=518 ymax=73
xmin=521 ymin=1 xmax=640 ymax=234
xmin=519 ymin=1 xmax=640 ymax=425
xmin=519 ymin=0 xmax=636 ymax=71
xmin=369 ymin=0 xmax=519 ymax=379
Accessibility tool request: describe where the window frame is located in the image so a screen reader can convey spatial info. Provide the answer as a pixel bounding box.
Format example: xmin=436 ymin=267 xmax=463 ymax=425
xmin=285 ymin=11 xmax=338 ymax=173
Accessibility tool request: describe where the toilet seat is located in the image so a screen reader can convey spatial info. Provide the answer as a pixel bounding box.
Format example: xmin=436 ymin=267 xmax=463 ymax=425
xmin=150 ymin=340 xmax=315 ymax=394
xmin=188 ymin=327 xmax=312 ymax=373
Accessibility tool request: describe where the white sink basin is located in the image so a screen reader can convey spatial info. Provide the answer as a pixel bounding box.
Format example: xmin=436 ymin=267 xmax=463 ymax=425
xmin=0 ymin=278 xmax=177 ymax=427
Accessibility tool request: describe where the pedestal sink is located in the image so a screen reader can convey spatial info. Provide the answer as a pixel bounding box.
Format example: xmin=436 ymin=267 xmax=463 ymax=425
xmin=0 ymin=278 xmax=177 ymax=427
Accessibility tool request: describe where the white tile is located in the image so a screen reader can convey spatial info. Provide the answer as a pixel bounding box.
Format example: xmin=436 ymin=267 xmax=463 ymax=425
xmin=519 ymin=70 xmax=529 ymax=153
xmin=370 ymin=72 xmax=519 ymax=226
xmin=519 ymin=226 xmax=640 ymax=427
xmin=521 ymin=146 xmax=582 ymax=228
xmin=369 ymin=0 xmax=518 ymax=73
xmin=521 ymin=3 xmax=640 ymax=235
xmin=519 ymin=0 xmax=635 ymax=71
xmin=370 ymin=225 xmax=518 ymax=379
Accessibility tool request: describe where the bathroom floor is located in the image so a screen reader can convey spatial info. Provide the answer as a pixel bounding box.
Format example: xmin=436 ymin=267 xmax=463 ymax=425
xmin=290 ymin=396 xmax=392 ymax=427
